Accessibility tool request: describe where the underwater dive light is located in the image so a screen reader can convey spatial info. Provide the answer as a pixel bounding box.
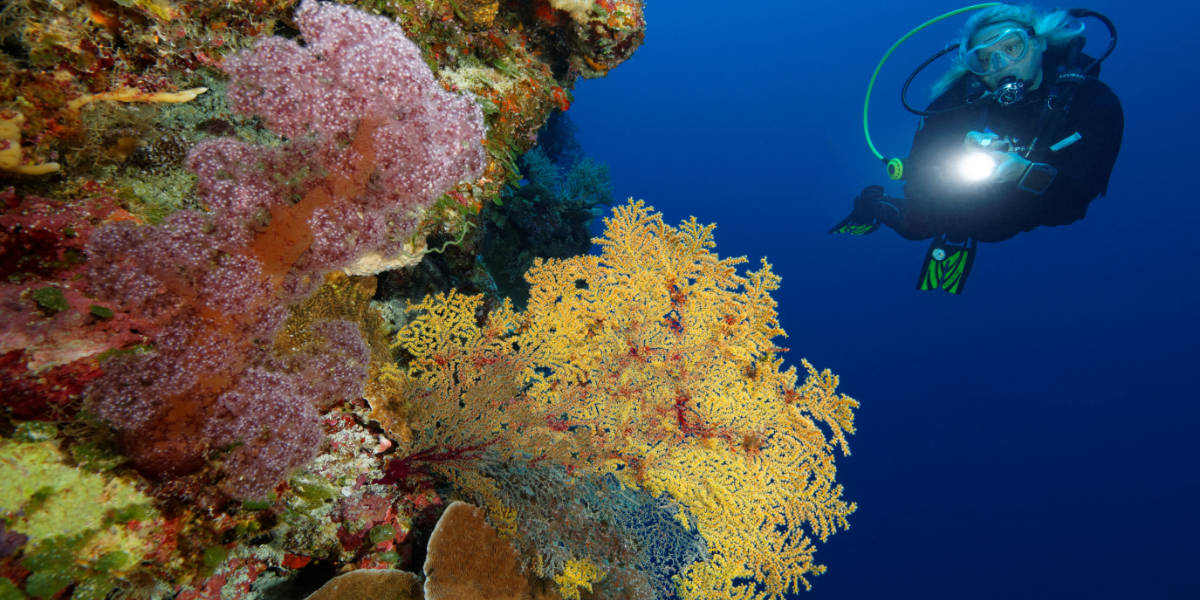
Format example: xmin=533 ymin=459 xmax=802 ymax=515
xmin=958 ymin=129 xmax=1003 ymax=182
xmin=957 ymin=152 xmax=997 ymax=182
xmin=862 ymin=3 xmax=1002 ymax=180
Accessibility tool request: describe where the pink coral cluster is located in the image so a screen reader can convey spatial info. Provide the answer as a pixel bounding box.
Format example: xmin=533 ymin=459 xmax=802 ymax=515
xmin=193 ymin=0 xmax=487 ymax=283
xmin=84 ymin=0 xmax=486 ymax=500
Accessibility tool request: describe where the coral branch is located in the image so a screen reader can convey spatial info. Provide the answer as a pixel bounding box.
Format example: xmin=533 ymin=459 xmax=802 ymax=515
xmin=377 ymin=439 xmax=499 ymax=490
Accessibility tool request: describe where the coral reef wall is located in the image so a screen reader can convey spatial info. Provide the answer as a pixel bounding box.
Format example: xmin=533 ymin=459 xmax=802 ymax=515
xmin=0 ymin=1 xmax=857 ymax=599
xmin=2 ymin=0 xmax=653 ymax=595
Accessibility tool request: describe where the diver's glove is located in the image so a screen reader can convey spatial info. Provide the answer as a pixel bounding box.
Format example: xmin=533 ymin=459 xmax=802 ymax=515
xmin=985 ymin=151 xmax=1033 ymax=184
xmin=830 ymin=185 xmax=897 ymax=235
xmin=964 ymin=130 xmax=1008 ymax=150
xmin=963 ymin=131 xmax=1033 ymax=184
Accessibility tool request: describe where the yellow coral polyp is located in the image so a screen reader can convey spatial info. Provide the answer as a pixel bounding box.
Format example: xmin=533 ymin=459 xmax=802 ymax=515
xmin=0 ymin=113 xmax=60 ymax=175
xmin=65 ymin=86 xmax=208 ymax=112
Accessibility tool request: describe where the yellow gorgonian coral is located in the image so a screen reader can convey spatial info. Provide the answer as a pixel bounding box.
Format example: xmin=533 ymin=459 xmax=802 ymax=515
xmin=554 ymin=558 xmax=606 ymax=600
xmin=385 ymin=199 xmax=859 ymax=600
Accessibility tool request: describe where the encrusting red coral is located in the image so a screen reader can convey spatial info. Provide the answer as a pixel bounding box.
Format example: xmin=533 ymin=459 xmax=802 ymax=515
xmin=0 ymin=189 xmax=148 ymax=419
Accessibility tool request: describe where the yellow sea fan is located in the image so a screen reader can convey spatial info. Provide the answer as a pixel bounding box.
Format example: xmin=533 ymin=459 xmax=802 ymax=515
xmin=384 ymin=199 xmax=859 ymax=600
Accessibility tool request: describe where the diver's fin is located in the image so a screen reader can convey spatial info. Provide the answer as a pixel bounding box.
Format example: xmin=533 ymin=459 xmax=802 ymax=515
xmin=828 ymin=213 xmax=880 ymax=235
xmin=917 ymin=236 xmax=977 ymax=294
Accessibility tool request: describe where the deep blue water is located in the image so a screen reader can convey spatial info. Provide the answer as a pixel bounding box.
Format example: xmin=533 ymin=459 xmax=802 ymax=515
xmin=568 ymin=1 xmax=1200 ymax=597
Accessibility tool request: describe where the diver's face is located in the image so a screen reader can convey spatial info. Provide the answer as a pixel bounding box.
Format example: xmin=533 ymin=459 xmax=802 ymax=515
xmin=969 ymin=22 xmax=1046 ymax=91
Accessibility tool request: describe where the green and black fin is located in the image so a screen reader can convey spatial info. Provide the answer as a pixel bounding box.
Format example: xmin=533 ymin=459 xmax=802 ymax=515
xmin=917 ymin=236 xmax=976 ymax=294
xmin=828 ymin=214 xmax=880 ymax=235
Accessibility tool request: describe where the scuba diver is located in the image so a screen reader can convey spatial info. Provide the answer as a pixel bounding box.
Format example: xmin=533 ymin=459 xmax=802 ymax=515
xmin=831 ymin=3 xmax=1123 ymax=293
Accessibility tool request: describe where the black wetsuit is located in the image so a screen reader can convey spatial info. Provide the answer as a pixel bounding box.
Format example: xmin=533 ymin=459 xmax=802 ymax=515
xmin=884 ymin=51 xmax=1123 ymax=243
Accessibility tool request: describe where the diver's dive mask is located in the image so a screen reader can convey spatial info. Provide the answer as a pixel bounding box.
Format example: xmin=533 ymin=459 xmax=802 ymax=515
xmin=960 ymin=26 xmax=1034 ymax=75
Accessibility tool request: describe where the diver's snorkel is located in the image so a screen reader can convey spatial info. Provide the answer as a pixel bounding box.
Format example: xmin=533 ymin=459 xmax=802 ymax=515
xmin=862 ymin=4 xmax=1117 ymax=181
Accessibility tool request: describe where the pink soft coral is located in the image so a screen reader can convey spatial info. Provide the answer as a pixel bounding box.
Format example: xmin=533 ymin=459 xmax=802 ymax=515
xmin=84 ymin=0 xmax=485 ymax=500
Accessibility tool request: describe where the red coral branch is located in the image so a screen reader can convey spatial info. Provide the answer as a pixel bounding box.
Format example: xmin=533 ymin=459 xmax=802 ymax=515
xmin=376 ymin=438 xmax=499 ymax=490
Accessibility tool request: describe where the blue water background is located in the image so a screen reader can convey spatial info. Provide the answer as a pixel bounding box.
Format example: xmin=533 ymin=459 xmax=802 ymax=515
xmin=568 ymin=1 xmax=1200 ymax=597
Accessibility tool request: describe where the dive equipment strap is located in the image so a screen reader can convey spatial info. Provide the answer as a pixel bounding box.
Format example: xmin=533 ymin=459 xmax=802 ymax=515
xmin=1026 ymin=40 xmax=1090 ymax=160
xmin=1049 ymin=132 xmax=1082 ymax=152
xmin=918 ymin=235 xmax=977 ymax=293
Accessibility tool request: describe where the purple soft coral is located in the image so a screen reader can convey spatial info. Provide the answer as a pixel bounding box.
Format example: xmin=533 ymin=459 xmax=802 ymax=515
xmin=86 ymin=0 xmax=484 ymax=500
xmin=194 ymin=0 xmax=487 ymax=277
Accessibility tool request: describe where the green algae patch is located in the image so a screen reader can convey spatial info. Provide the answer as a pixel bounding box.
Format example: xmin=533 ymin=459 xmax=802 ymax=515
xmin=89 ymin=304 xmax=115 ymax=320
xmin=30 ymin=286 xmax=69 ymax=315
xmin=12 ymin=421 xmax=58 ymax=443
xmin=202 ymin=546 xmax=230 ymax=569
xmin=0 ymin=578 xmax=24 ymax=600
xmin=0 ymin=439 xmax=147 ymax=540
xmin=0 ymin=437 xmax=161 ymax=594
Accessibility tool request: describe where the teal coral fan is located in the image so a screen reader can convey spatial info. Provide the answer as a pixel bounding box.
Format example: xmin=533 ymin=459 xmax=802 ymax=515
xmin=482 ymin=112 xmax=614 ymax=307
